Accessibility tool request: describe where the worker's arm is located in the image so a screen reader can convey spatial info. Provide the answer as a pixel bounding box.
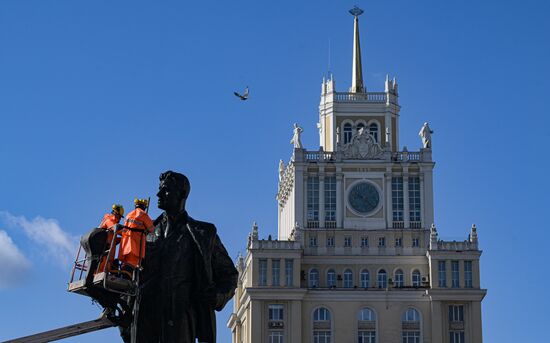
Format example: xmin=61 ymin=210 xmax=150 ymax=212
xmin=139 ymin=212 xmax=155 ymax=233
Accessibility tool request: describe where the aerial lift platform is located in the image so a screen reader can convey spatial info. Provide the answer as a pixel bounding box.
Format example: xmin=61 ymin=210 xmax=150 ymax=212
xmin=3 ymin=224 xmax=145 ymax=343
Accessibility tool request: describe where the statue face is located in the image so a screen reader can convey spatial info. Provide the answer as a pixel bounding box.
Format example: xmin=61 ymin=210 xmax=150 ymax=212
xmin=157 ymin=179 xmax=184 ymax=212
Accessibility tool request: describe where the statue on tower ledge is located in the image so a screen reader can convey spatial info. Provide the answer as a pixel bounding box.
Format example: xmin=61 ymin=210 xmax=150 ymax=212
xmin=419 ymin=122 xmax=434 ymax=149
xmin=290 ymin=123 xmax=303 ymax=149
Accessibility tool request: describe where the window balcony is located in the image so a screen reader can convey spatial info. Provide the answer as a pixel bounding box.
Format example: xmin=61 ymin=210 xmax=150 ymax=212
xmin=410 ymin=221 xmax=422 ymax=229
xmin=392 ymin=221 xmax=404 ymax=229
xmin=307 ymin=221 xmax=319 ymax=228
xmin=324 ymin=221 xmax=337 ymax=228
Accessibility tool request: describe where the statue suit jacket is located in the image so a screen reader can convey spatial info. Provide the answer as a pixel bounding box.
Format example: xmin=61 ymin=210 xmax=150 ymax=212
xmin=135 ymin=211 xmax=238 ymax=343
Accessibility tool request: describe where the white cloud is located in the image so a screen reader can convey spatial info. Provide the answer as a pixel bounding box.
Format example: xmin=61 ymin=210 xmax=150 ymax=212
xmin=0 ymin=212 xmax=78 ymax=267
xmin=0 ymin=230 xmax=31 ymax=288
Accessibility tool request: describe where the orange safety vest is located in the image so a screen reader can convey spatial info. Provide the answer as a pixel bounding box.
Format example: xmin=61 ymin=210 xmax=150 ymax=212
xmin=118 ymin=208 xmax=154 ymax=267
xmin=99 ymin=213 xmax=120 ymax=230
xmin=96 ymin=213 xmax=121 ymax=274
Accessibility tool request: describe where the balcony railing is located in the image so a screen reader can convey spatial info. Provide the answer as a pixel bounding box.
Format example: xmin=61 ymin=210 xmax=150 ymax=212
xmin=435 ymin=240 xmax=478 ymax=251
xmin=334 ymin=92 xmax=388 ymax=103
xmin=307 ymin=221 xmax=319 ymax=228
xmin=325 ymin=221 xmax=337 ymax=229
xmin=304 ymin=151 xmax=335 ymax=161
xmin=410 ymin=221 xmax=422 ymax=229
xmin=392 ymin=151 xmax=421 ymax=162
xmin=297 ymin=149 xmax=430 ymax=163
xmin=392 ymin=221 xmax=404 ymax=229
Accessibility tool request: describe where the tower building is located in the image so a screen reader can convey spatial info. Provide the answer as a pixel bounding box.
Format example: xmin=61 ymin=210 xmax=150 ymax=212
xmin=228 ymin=7 xmax=486 ymax=343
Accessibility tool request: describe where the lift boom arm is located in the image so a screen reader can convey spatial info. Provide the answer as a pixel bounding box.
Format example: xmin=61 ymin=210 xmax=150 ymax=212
xmin=3 ymin=315 xmax=115 ymax=343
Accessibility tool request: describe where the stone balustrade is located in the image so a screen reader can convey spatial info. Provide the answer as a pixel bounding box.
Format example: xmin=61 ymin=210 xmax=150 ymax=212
xmin=295 ymin=148 xmax=431 ymax=163
xmin=434 ymin=240 xmax=478 ymax=251
xmin=333 ymin=92 xmax=388 ymax=103
xmin=250 ymin=240 xmax=302 ymax=250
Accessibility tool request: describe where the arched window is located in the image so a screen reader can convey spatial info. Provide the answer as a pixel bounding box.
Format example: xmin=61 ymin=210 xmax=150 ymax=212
xmin=313 ymin=307 xmax=332 ymax=343
xmin=360 ymin=269 xmax=370 ymax=288
xmin=395 ymin=269 xmax=404 ymax=288
xmin=309 ymin=269 xmax=319 ymax=288
xmin=412 ymin=270 xmax=421 ymax=287
xmin=402 ymin=308 xmax=421 ymax=343
xmin=343 ymin=123 xmax=353 ymax=144
xmin=327 ymin=269 xmax=336 ymax=288
xmin=377 ymin=269 xmax=387 ymax=289
xmin=344 ymin=269 xmax=353 ymax=288
xmin=314 ymin=307 xmax=331 ymax=321
xmin=357 ymin=308 xmax=376 ymax=343
xmin=369 ymin=122 xmax=379 ymax=142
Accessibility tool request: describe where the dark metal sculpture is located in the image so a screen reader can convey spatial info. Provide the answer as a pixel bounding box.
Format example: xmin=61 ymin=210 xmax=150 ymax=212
xmin=122 ymin=170 xmax=238 ymax=343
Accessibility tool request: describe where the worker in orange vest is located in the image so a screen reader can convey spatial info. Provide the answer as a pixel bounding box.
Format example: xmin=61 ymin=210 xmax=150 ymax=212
xmin=118 ymin=198 xmax=154 ymax=273
xmin=95 ymin=204 xmax=124 ymax=274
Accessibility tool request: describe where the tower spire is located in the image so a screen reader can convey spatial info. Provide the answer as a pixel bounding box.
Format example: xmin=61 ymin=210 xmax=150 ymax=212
xmin=349 ymin=6 xmax=365 ymax=93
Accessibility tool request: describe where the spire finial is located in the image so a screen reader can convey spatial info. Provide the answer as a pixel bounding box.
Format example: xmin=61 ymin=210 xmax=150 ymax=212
xmin=349 ymin=6 xmax=365 ymax=93
xmin=349 ymin=5 xmax=364 ymax=16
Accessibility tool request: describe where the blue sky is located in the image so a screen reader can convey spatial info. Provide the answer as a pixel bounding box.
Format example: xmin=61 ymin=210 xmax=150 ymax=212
xmin=0 ymin=0 xmax=548 ymax=342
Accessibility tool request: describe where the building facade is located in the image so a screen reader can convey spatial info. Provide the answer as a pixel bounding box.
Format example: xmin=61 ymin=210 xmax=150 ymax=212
xmin=228 ymin=8 xmax=486 ymax=343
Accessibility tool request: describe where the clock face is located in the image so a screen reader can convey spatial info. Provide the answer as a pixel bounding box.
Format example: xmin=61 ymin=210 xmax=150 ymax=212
xmin=348 ymin=181 xmax=380 ymax=215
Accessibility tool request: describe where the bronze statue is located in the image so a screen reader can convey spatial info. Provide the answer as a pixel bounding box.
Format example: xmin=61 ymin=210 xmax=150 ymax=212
xmin=123 ymin=170 xmax=238 ymax=343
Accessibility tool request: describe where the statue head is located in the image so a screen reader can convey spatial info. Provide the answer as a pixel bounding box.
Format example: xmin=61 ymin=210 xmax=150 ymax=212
xmin=157 ymin=170 xmax=191 ymax=214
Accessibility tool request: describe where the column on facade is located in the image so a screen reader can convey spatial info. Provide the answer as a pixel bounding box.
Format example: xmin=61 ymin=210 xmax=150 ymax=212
xmin=419 ymin=174 xmax=425 ymax=229
xmin=445 ymin=260 xmax=451 ymax=289
xmin=473 ymin=259 xmax=481 ymax=288
xmin=385 ymin=170 xmax=392 ymax=228
xmin=319 ymin=170 xmax=325 ymax=228
xmin=384 ymin=112 xmax=391 ymax=149
xmin=422 ymin=166 xmax=435 ymax=227
xmin=336 ymin=171 xmax=343 ymax=228
xmin=459 ymin=260 xmax=465 ymax=289
xmin=430 ymin=300 xmax=443 ymax=342
xmin=250 ymin=301 xmax=262 ymax=343
xmin=290 ymin=300 xmax=303 ymax=342
xmin=469 ymin=301 xmax=483 ymax=343
xmin=294 ymin=165 xmax=305 ymax=229
xmin=403 ymin=170 xmax=410 ymax=228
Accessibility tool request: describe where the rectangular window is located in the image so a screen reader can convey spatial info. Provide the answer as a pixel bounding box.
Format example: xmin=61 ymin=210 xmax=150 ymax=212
xmin=309 ymin=235 xmax=317 ymax=247
xmin=438 ymin=261 xmax=447 ymax=287
xmin=259 ymin=259 xmax=267 ymax=286
xmin=326 ymin=236 xmax=334 ymax=247
xmin=378 ymin=237 xmax=385 ymax=247
xmin=395 ymin=238 xmax=402 ymax=247
xmin=285 ymin=259 xmax=293 ymax=287
xmin=448 ymin=305 xmax=464 ymax=322
xmin=307 ymin=177 xmax=319 ymax=223
xmin=392 ymin=177 xmax=404 ymax=221
xmin=324 ymin=176 xmax=336 ymax=223
xmin=361 ymin=237 xmax=368 ymax=247
xmin=268 ymin=304 xmax=284 ymax=321
xmin=358 ymin=331 xmax=376 ymax=343
xmin=313 ymin=331 xmax=331 ymax=343
xmin=272 ymin=259 xmax=280 ymax=286
xmin=408 ymin=177 xmax=421 ymax=222
xmin=344 ymin=236 xmax=352 ymax=247
xmin=451 ymin=261 xmax=460 ymax=288
xmin=402 ymin=331 xmax=420 ymax=343
xmin=269 ymin=331 xmax=284 ymax=343
xmin=449 ymin=331 xmax=465 ymax=343
xmin=394 ymin=272 xmax=404 ymax=288
xmin=464 ymin=261 xmax=473 ymax=288
xmin=412 ymin=238 xmax=419 ymax=247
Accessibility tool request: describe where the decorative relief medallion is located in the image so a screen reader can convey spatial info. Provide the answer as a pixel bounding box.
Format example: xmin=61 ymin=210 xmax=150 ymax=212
xmin=341 ymin=128 xmax=384 ymax=159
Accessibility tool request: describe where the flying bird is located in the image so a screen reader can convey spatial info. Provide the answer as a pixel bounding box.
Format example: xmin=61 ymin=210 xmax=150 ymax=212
xmin=234 ymin=86 xmax=249 ymax=101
